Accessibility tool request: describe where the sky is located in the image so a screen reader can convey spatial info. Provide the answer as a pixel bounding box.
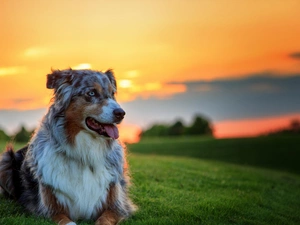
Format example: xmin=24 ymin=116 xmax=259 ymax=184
xmin=1 ymin=0 xmax=300 ymax=142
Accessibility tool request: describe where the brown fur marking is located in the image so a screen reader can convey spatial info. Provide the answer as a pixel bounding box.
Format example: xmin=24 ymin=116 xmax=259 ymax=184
xmin=41 ymin=185 xmax=72 ymax=224
xmin=94 ymin=82 xmax=104 ymax=94
xmin=95 ymin=210 xmax=120 ymax=225
xmin=107 ymin=184 xmax=118 ymax=205
xmin=65 ymin=98 xmax=86 ymax=144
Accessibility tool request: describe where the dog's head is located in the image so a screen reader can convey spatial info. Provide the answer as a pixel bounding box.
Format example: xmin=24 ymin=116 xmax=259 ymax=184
xmin=47 ymin=69 xmax=125 ymax=142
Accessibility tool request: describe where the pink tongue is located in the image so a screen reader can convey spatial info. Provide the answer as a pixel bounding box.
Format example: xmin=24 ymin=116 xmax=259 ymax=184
xmin=103 ymin=124 xmax=119 ymax=139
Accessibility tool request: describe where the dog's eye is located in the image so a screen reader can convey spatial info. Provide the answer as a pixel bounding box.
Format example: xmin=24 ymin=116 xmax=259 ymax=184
xmin=87 ymin=91 xmax=96 ymax=97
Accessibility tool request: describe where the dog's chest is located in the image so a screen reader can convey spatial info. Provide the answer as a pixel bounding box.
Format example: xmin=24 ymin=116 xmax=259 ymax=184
xmin=37 ymin=135 xmax=114 ymax=220
xmin=52 ymin=161 xmax=112 ymax=220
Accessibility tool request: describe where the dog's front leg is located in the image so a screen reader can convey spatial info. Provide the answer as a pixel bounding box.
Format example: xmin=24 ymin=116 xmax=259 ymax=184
xmin=95 ymin=184 xmax=125 ymax=225
xmin=40 ymin=184 xmax=75 ymax=225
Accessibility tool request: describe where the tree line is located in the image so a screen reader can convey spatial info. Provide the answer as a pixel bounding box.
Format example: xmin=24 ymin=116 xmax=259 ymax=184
xmin=139 ymin=114 xmax=214 ymax=138
xmin=265 ymin=119 xmax=300 ymax=136
xmin=0 ymin=125 xmax=34 ymax=143
xmin=1 ymin=117 xmax=298 ymax=143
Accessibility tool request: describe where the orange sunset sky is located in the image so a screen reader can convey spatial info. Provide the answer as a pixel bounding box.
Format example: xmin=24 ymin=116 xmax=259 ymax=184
xmin=1 ymin=0 xmax=300 ymax=142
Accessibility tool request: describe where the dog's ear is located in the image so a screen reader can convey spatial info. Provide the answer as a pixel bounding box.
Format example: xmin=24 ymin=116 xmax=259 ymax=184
xmin=47 ymin=69 xmax=73 ymax=89
xmin=105 ymin=69 xmax=117 ymax=91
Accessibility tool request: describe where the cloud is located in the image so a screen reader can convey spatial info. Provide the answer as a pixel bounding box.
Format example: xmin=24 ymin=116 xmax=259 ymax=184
xmin=167 ymin=81 xmax=214 ymax=93
xmin=119 ymin=79 xmax=132 ymax=89
xmin=248 ymin=83 xmax=280 ymax=93
xmin=12 ymin=98 xmax=35 ymax=104
xmin=118 ymin=82 xmax=186 ymax=102
xmin=170 ymin=72 xmax=298 ymax=94
xmin=23 ymin=47 xmax=50 ymax=58
xmin=289 ymin=52 xmax=300 ymax=60
xmin=122 ymin=72 xmax=300 ymax=128
xmin=0 ymin=94 xmax=51 ymax=110
xmin=0 ymin=66 xmax=28 ymax=76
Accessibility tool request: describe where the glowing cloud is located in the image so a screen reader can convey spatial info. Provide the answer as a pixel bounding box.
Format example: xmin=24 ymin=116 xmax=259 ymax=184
xmin=117 ymin=81 xmax=186 ymax=102
xmin=72 ymin=63 xmax=92 ymax=70
xmin=0 ymin=67 xmax=28 ymax=76
xmin=119 ymin=79 xmax=132 ymax=89
xmin=23 ymin=47 xmax=49 ymax=58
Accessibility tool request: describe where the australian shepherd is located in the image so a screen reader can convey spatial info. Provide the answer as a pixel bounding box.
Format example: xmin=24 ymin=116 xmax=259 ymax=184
xmin=0 ymin=69 xmax=136 ymax=225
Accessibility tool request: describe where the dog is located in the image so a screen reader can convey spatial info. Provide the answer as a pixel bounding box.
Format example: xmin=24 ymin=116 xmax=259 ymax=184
xmin=0 ymin=69 xmax=136 ymax=225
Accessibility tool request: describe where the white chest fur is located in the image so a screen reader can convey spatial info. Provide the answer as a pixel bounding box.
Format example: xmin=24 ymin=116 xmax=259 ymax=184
xmin=37 ymin=131 xmax=114 ymax=220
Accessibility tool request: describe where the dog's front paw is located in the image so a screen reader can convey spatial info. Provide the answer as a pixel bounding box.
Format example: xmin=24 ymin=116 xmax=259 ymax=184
xmin=65 ymin=222 xmax=77 ymax=225
xmin=53 ymin=214 xmax=76 ymax=225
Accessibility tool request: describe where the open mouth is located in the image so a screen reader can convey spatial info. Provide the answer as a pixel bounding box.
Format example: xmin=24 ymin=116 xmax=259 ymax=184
xmin=85 ymin=117 xmax=119 ymax=139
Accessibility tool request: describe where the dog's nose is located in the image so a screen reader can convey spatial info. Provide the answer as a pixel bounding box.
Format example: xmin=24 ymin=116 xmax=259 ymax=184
xmin=113 ymin=108 xmax=126 ymax=120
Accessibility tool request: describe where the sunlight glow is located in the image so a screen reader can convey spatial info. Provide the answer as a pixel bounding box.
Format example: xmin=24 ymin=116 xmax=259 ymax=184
xmin=119 ymin=79 xmax=132 ymax=89
xmin=72 ymin=63 xmax=92 ymax=70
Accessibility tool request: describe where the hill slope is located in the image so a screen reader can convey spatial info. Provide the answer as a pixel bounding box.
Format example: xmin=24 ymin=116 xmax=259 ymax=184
xmin=0 ymin=137 xmax=300 ymax=225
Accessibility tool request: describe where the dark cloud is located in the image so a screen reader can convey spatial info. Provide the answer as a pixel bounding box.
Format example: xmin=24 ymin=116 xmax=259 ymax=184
xmin=289 ymin=52 xmax=300 ymax=60
xmin=168 ymin=72 xmax=300 ymax=94
xmin=123 ymin=73 xmax=300 ymax=127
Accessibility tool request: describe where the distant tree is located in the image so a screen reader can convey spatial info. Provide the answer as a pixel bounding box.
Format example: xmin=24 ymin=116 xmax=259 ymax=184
xmin=14 ymin=126 xmax=33 ymax=143
xmin=140 ymin=124 xmax=169 ymax=138
xmin=168 ymin=120 xmax=185 ymax=136
xmin=266 ymin=119 xmax=300 ymax=136
xmin=186 ymin=115 xmax=213 ymax=136
xmin=0 ymin=128 xmax=10 ymax=141
xmin=139 ymin=114 xmax=215 ymax=139
xmin=290 ymin=119 xmax=300 ymax=132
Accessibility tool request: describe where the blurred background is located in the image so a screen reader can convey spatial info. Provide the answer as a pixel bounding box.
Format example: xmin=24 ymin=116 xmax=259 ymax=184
xmin=1 ymin=0 xmax=300 ymax=143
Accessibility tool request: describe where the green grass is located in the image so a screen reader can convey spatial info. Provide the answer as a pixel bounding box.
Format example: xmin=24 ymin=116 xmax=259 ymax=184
xmin=129 ymin=136 xmax=300 ymax=175
xmin=1 ymin=136 xmax=300 ymax=224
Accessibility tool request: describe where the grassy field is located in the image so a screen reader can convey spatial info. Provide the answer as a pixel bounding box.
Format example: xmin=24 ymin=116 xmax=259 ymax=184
xmin=0 ymin=136 xmax=300 ymax=225
xmin=128 ymin=136 xmax=300 ymax=175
